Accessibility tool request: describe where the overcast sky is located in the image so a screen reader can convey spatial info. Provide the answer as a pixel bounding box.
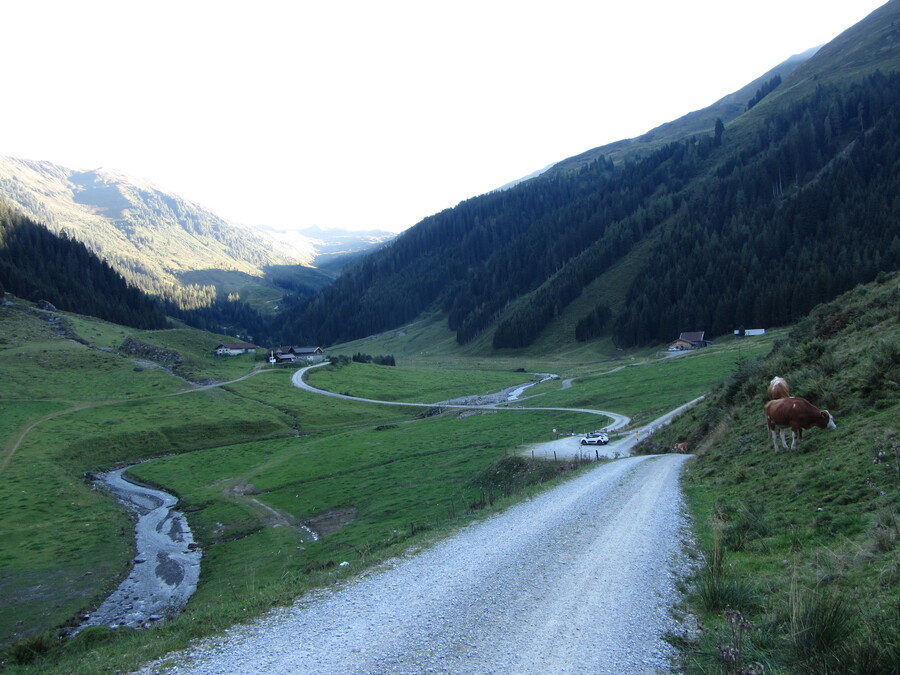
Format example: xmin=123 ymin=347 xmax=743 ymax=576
xmin=2 ymin=1 xmax=889 ymax=233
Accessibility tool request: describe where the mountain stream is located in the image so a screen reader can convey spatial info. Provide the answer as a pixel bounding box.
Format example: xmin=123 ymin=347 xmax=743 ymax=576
xmin=76 ymin=467 xmax=201 ymax=633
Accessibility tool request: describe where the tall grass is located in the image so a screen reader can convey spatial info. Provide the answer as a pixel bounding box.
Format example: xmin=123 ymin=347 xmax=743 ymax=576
xmin=673 ymin=272 xmax=900 ymax=674
xmin=722 ymin=502 xmax=770 ymax=552
xmin=694 ymin=521 xmax=755 ymax=612
xmin=789 ymin=581 xmax=853 ymax=667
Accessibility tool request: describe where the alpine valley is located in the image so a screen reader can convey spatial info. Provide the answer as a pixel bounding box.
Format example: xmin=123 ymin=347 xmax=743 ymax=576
xmin=3 ymin=2 xmax=900 ymax=351
xmin=0 ymin=156 xmax=394 ymax=338
xmin=1 ymin=3 xmax=900 ymax=674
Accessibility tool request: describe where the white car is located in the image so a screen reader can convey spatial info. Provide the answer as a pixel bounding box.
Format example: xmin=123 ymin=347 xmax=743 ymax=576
xmin=581 ymin=433 xmax=609 ymax=445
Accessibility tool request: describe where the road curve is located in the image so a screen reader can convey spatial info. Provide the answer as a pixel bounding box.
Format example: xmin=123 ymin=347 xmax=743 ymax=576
xmin=142 ymin=453 xmax=693 ymax=674
xmin=289 ymin=363 xmax=632 ymax=431
xmin=528 ymin=395 xmax=705 ymax=460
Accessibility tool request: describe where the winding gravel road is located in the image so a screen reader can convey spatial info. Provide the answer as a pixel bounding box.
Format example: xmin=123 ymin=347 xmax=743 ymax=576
xmin=290 ymin=364 xmax=634 ymax=435
xmin=138 ymin=364 xmax=698 ymax=674
xmin=142 ymin=453 xmax=692 ymax=674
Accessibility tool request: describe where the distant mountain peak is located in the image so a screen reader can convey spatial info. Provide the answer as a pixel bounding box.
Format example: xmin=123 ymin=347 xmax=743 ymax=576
xmin=0 ymin=155 xmax=391 ymax=308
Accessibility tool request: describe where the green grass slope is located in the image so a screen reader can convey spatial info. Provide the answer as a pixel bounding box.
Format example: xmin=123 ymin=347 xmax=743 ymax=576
xmin=0 ymin=288 xmax=783 ymax=673
xmin=643 ymin=271 xmax=899 ymax=673
xmin=0 ymin=299 xmax=298 ymax=656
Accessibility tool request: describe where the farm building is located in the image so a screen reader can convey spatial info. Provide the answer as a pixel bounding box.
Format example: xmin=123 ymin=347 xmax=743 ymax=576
xmin=268 ymin=346 xmax=325 ymax=364
xmin=667 ymin=331 xmax=711 ymax=351
xmin=734 ymin=328 xmax=767 ymax=337
xmin=214 ymin=342 xmax=258 ymax=356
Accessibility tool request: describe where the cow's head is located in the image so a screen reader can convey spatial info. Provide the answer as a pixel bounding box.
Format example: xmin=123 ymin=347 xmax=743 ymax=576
xmin=822 ymin=410 xmax=837 ymax=430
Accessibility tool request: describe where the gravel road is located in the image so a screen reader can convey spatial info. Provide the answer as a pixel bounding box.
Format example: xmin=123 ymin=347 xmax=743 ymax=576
xmin=290 ymin=364 xmax=633 ymax=436
xmin=141 ymin=453 xmax=693 ymax=674
xmin=528 ymin=396 xmax=705 ymax=461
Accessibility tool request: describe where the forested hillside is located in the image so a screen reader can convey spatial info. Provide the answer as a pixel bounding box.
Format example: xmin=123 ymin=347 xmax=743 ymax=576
xmin=581 ymin=69 xmax=900 ymax=346
xmin=0 ymin=159 xmax=383 ymax=339
xmin=0 ymin=201 xmax=168 ymax=329
xmin=272 ymin=1 xmax=900 ymax=350
xmin=0 ymin=160 xmax=318 ymax=303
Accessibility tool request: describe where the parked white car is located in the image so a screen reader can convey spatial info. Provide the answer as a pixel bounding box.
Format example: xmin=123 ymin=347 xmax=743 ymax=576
xmin=581 ymin=432 xmax=609 ymax=445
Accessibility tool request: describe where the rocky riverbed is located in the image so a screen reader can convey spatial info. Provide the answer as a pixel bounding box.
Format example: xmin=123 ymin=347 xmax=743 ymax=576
xmin=76 ymin=467 xmax=201 ymax=632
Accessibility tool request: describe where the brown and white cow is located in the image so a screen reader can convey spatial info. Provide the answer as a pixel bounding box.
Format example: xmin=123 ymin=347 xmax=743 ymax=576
xmin=767 ymin=376 xmax=790 ymax=400
xmin=673 ymin=442 xmax=690 ymax=453
xmin=763 ymin=396 xmax=836 ymax=451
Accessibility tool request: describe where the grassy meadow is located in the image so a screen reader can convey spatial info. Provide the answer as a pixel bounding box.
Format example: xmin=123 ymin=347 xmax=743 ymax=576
xmin=2 ymin=276 xmax=895 ymax=673
xmin=529 ymin=337 xmax=777 ymax=423
xmin=638 ymin=273 xmax=900 ymax=673
xmin=304 ymin=360 xmax=536 ymax=402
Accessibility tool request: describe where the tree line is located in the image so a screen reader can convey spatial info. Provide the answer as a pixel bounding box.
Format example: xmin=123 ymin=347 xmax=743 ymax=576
xmin=0 ymin=202 xmax=168 ymax=329
xmin=4 ymin=70 xmax=899 ymax=351
xmin=276 ymin=68 xmax=900 ymax=350
xmin=614 ymin=70 xmax=900 ymax=346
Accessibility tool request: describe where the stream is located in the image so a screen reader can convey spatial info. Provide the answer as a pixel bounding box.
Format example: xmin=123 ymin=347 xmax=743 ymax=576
xmin=76 ymin=371 xmax=628 ymax=633
xmin=76 ymin=467 xmax=201 ymax=632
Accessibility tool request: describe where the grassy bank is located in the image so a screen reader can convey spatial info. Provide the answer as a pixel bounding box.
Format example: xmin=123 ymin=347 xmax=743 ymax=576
xmin=640 ymin=272 xmax=900 ymax=673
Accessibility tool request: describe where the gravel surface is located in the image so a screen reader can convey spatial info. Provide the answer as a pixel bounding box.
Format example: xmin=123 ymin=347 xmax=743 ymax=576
xmin=528 ymin=396 xmax=705 ymax=461
xmin=140 ymin=453 xmax=694 ymax=674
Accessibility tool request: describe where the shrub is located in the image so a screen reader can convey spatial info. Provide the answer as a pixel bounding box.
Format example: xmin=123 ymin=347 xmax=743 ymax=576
xmin=859 ymin=340 xmax=900 ymax=406
xmin=722 ymin=356 xmax=766 ymax=406
xmin=632 ymin=438 xmax=664 ymax=455
xmin=802 ymin=374 xmax=848 ymax=413
xmin=471 ymin=455 xmax=561 ymax=497
xmin=472 ymin=455 xmax=530 ymax=496
xmin=799 ymin=338 xmax=827 ymax=362
xmin=63 ymin=625 xmax=121 ymax=653
xmin=831 ymin=605 xmax=900 ymax=674
xmin=872 ymin=505 xmax=898 ymax=553
xmin=4 ymin=630 xmax=59 ymax=665
xmin=351 ymin=353 xmax=396 ymax=366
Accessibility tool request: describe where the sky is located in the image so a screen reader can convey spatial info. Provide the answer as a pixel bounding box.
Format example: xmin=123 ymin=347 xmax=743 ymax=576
xmin=2 ymin=1 xmax=890 ymax=234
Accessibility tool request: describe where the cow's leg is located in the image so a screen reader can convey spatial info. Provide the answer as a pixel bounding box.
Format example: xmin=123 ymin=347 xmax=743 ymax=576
xmin=790 ymin=429 xmax=799 ymax=450
xmin=780 ymin=429 xmax=790 ymax=450
xmin=770 ymin=429 xmax=780 ymax=452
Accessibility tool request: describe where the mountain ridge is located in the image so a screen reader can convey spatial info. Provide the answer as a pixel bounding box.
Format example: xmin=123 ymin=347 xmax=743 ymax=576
xmin=273 ymin=0 xmax=900 ymax=350
xmin=0 ymin=156 xmax=393 ymax=315
xmin=2 ymin=4 xmax=899 ymax=350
